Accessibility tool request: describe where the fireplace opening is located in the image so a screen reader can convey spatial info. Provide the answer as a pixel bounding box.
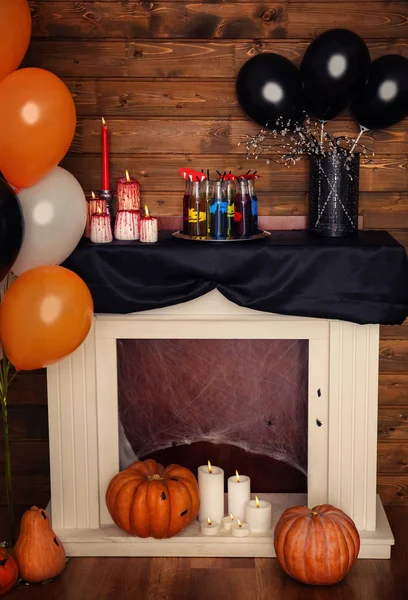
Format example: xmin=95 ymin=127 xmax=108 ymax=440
xmin=117 ymin=339 xmax=308 ymax=493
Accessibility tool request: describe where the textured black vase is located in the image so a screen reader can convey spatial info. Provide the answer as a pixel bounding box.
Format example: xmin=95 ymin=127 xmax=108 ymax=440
xmin=308 ymin=153 xmax=359 ymax=237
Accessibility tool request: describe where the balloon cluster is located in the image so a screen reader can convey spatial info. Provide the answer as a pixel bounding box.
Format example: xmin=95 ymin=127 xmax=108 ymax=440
xmin=237 ymin=28 xmax=408 ymax=161
xmin=0 ymin=1 xmax=93 ymax=371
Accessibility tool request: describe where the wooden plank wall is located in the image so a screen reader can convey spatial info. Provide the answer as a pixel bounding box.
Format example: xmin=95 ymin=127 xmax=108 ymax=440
xmin=2 ymin=0 xmax=408 ymax=514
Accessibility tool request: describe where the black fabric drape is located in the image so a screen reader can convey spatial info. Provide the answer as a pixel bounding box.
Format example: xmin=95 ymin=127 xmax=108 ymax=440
xmin=63 ymin=231 xmax=408 ymax=325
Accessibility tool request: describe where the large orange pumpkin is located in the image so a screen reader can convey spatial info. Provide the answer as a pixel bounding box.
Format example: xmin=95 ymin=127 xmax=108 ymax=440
xmin=0 ymin=548 xmax=18 ymax=596
xmin=106 ymin=459 xmax=200 ymax=538
xmin=14 ymin=507 xmax=66 ymax=583
xmin=274 ymin=504 xmax=360 ymax=586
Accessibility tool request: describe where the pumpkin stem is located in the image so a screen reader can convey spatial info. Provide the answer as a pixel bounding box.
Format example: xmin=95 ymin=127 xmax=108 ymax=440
xmin=148 ymin=474 xmax=163 ymax=481
xmin=311 ymin=511 xmax=319 ymax=517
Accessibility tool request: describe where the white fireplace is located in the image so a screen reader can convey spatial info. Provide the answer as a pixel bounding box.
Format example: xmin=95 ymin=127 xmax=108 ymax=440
xmin=46 ymin=289 xmax=394 ymax=558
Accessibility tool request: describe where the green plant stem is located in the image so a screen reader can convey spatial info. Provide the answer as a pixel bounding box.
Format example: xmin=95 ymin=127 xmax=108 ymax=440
xmin=0 ymin=357 xmax=15 ymax=546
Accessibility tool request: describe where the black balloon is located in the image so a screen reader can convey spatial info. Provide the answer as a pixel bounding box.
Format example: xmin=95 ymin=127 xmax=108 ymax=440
xmin=0 ymin=178 xmax=23 ymax=280
xmin=301 ymin=29 xmax=371 ymax=121
xmin=236 ymin=53 xmax=304 ymax=128
xmin=352 ymin=55 xmax=408 ymax=130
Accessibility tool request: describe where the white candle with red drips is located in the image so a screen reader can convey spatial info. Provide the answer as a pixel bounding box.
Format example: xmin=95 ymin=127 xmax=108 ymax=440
xmin=90 ymin=206 xmax=113 ymax=243
xmin=85 ymin=191 xmax=107 ymax=238
xmin=117 ymin=170 xmax=140 ymax=211
xmin=114 ymin=209 xmax=140 ymax=240
xmin=140 ymin=205 xmax=158 ymax=243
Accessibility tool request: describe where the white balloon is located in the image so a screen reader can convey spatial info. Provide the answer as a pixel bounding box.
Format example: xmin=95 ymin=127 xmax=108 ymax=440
xmin=12 ymin=167 xmax=86 ymax=276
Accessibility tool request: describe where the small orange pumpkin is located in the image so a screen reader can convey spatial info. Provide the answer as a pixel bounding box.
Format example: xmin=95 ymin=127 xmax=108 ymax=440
xmin=106 ymin=459 xmax=200 ymax=538
xmin=0 ymin=548 xmax=18 ymax=596
xmin=14 ymin=507 xmax=66 ymax=583
xmin=274 ymin=504 xmax=360 ymax=586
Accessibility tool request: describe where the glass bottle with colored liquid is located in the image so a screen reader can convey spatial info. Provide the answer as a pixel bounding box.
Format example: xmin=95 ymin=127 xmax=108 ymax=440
xmin=210 ymin=180 xmax=228 ymax=239
xmin=182 ymin=177 xmax=192 ymax=234
xmin=225 ymin=178 xmax=236 ymax=239
xmin=202 ymin=177 xmax=212 ymax=238
xmin=235 ymin=177 xmax=252 ymax=238
xmin=188 ymin=180 xmax=206 ymax=238
xmin=248 ymin=176 xmax=259 ymax=234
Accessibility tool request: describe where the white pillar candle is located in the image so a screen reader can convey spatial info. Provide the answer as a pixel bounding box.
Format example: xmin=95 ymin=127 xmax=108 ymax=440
xmin=222 ymin=514 xmax=235 ymax=532
xmin=85 ymin=192 xmax=107 ymax=237
xmin=231 ymin=520 xmax=249 ymax=538
xmin=90 ymin=210 xmax=113 ymax=244
xmin=114 ymin=210 xmax=139 ymax=241
xmin=140 ymin=205 xmax=158 ymax=243
xmin=228 ymin=470 xmax=250 ymax=521
xmin=200 ymin=517 xmax=220 ymax=536
xmin=198 ymin=461 xmax=224 ymax=524
xmin=245 ymin=496 xmax=272 ymax=533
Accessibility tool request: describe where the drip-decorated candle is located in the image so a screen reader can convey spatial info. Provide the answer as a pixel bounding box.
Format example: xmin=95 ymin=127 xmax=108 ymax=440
xmin=114 ymin=209 xmax=140 ymax=241
xmin=85 ymin=191 xmax=107 ymax=238
xmin=117 ymin=170 xmax=140 ymax=211
xmin=140 ymin=205 xmax=158 ymax=243
xmin=90 ymin=207 xmax=113 ymax=244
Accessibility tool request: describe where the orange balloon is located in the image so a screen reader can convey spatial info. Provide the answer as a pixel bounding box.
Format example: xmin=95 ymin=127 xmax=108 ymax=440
xmin=0 ymin=68 xmax=76 ymax=189
xmin=0 ymin=0 xmax=31 ymax=83
xmin=0 ymin=266 xmax=93 ymax=371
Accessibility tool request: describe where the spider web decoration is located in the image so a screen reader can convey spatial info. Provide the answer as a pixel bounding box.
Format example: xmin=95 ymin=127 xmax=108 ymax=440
xmin=117 ymin=339 xmax=308 ymax=475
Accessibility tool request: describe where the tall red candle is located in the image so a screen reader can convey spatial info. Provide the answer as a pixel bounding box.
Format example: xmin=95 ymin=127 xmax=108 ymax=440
xmin=101 ymin=117 xmax=110 ymax=190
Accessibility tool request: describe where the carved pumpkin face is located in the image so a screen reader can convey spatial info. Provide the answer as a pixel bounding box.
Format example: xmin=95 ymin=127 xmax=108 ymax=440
xmin=0 ymin=548 xmax=18 ymax=596
xmin=106 ymin=459 xmax=200 ymax=538
xmin=274 ymin=504 xmax=360 ymax=586
xmin=14 ymin=507 xmax=66 ymax=584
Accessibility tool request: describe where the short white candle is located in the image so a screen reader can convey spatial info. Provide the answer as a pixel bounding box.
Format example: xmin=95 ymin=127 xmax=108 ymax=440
xmin=200 ymin=517 xmax=220 ymax=536
xmin=114 ymin=210 xmax=139 ymax=241
xmin=231 ymin=519 xmax=249 ymax=538
xmin=228 ymin=470 xmax=250 ymax=521
xmin=198 ymin=461 xmax=224 ymax=524
xmin=140 ymin=205 xmax=158 ymax=243
xmin=245 ymin=496 xmax=272 ymax=533
xmin=90 ymin=209 xmax=113 ymax=244
xmin=222 ymin=514 xmax=235 ymax=532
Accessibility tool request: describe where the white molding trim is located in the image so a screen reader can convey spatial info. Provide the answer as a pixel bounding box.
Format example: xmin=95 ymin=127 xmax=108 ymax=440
xmin=46 ymin=289 xmax=394 ymax=557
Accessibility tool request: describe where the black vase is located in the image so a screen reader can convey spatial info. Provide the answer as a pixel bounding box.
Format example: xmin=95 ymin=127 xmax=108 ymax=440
xmin=308 ymin=153 xmax=359 ymax=237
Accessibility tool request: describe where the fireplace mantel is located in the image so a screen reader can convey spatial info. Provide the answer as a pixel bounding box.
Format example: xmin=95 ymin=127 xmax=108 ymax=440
xmin=47 ymin=290 xmax=394 ymax=558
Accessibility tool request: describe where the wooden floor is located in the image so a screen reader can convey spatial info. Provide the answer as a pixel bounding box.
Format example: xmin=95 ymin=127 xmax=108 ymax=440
xmin=7 ymin=507 xmax=408 ymax=600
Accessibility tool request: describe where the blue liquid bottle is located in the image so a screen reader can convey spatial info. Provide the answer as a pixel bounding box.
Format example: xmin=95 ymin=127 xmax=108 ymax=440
xmin=210 ymin=181 xmax=228 ymax=239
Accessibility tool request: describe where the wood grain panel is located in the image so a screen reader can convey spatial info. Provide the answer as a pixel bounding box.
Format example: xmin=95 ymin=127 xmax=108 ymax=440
xmin=70 ymin=118 xmax=408 ymax=155
xmin=378 ymin=408 xmax=408 ymax=440
xmin=377 ymin=475 xmax=408 ymax=505
xmin=365 ymin=212 xmax=408 ymax=230
xmin=379 ymin=374 xmax=408 ymax=407
xmin=61 ymin=154 xmax=408 ymax=192
xmin=381 ymin=320 xmax=408 ymax=340
xmin=0 ymin=441 xmax=49 ymax=475
xmin=8 ymin=405 xmax=49 ymax=441
xmin=25 ymin=39 xmax=408 ymax=78
xmin=378 ymin=442 xmax=408 ymax=473
xmin=0 ymin=475 xmax=50 ymax=506
xmin=7 ymin=370 xmax=47 ymax=406
xmin=29 ymin=2 xmax=408 ymax=39
xmin=379 ymin=340 xmax=408 ymax=373
xmin=66 ymin=80 xmax=408 ymax=139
